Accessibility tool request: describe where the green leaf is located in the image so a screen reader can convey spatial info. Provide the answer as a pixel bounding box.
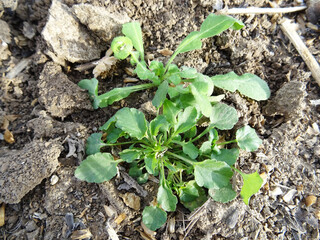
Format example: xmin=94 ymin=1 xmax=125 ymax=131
xmin=119 ymin=149 xmax=141 ymax=163
xmin=150 ymin=115 xmax=169 ymax=136
xmin=78 ymin=78 xmax=98 ymax=101
xmin=178 ymin=93 xmax=197 ymax=109
xmin=179 ymin=66 xmax=198 ymax=79
xmin=97 ymin=83 xmax=154 ymax=108
xmin=211 ymin=148 xmax=239 ymax=166
xmin=99 ymin=116 xmax=116 ymax=132
xmin=111 ymin=36 xmax=133 ymax=60
xmin=174 ymin=106 xmax=198 ymax=134
xmin=211 ymin=72 xmax=270 ymax=101
xmin=238 ymin=170 xmax=263 ymax=205
xmin=134 ymin=61 xmax=159 ymax=83
xmin=152 ymin=80 xmax=168 ymax=108
xmin=163 ymin=99 xmax=180 ymax=124
xmin=129 ymin=162 xmax=143 ymax=178
xmin=181 ymin=184 xmax=207 ymax=211
xmin=179 ymin=180 xmax=200 ymax=202
xmin=190 ymin=85 xmax=212 ymax=117
xmin=237 ymin=74 xmax=271 ymax=100
xmin=106 ymin=127 xmax=123 ymax=143
xmin=142 ymin=206 xmax=167 ymax=231
xmin=192 ymin=74 xmax=214 ymax=96
xmin=182 ymin=141 xmax=199 ymax=159
xmin=209 ymin=183 xmax=236 ymax=203
xmin=137 ymin=173 xmax=149 ymax=184
xmin=210 ymin=103 xmax=238 ymax=130
xmin=86 ymin=133 xmax=107 ymax=155
xmin=149 ymin=61 xmax=164 ymax=77
xmin=165 ymin=64 xmax=181 ymax=85
xmin=173 ymin=14 xmax=243 ymax=55
xmin=194 ymin=159 xmax=233 ymax=189
xmin=157 ymin=182 xmax=178 ymax=212
xmin=75 ymin=153 xmax=118 ymax=183
xmin=122 ymin=22 xmax=144 ymax=61
xmin=236 ymin=126 xmax=262 ymax=152
xmin=168 ymin=74 xmax=181 ymax=85
xmin=184 ymin=126 xmax=197 ymax=139
xmin=115 ymin=108 xmax=148 ymax=139
xmin=199 ymin=141 xmax=212 ymax=155
xmin=144 ymin=154 xmax=159 ymax=176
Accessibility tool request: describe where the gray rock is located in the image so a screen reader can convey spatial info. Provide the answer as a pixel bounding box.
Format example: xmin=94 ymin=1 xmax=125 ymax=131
xmin=0 ymin=19 xmax=11 ymax=43
xmin=38 ymin=62 xmax=92 ymax=118
xmin=264 ymin=81 xmax=307 ymax=120
xmin=0 ymin=0 xmax=18 ymax=11
xmin=23 ymin=22 xmax=36 ymax=39
xmin=42 ymin=0 xmax=103 ymax=63
xmin=72 ymin=4 xmax=130 ymax=43
xmin=0 ymin=140 xmax=62 ymax=204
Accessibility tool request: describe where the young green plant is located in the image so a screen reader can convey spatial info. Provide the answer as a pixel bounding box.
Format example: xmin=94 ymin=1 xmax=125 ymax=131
xmin=79 ymin=14 xmax=270 ymax=115
xmin=75 ymin=103 xmax=264 ymax=231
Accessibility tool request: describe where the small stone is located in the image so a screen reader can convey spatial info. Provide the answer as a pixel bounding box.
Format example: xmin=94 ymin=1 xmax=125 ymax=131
xmin=42 ymin=0 xmax=103 ymax=63
xmin=120 ymin=192 xmax=140 ymax=211
xmin=305 ymin=195 xmax=317 ymax=207
xmin=50 ymin=175 xmax=59 ymax=185
xmin=306 ymin=0 xmax=320 ymax=24
xmin=25 ymin=220 xmax=38 ymax=232
xmin=0 ymin=19 xmax=11 ymax=43
xmin=225 ymin=208 xmax=239 ymax=229
xmin=269 ymin=187 xmax=283 ymax=198
xmin=72 ymin=4 xmax=130 ymax=43
xmin=264 ymin=81 xmax=307 ymax=120
xmin=23 ymin=22 xmax=36 ymax=39
xmin=282 ymin=189 xmax=297 ymax=203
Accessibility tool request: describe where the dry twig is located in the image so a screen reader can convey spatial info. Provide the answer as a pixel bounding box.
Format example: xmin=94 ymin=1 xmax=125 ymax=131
xmin=218 ymin=6 xmax=307 ymax=15
xmin=280 ymin=18 xmax=320 ymax=86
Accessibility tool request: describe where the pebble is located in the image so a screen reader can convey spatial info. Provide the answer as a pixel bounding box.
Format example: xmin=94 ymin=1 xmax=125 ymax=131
xmin=305 ymin=195 xmax=317 ymax=207
xmin=269 ymin=187 xmax=283 ymax=198
xmin=282 ymin=189 xmax=297 ymax=203
xmin=50 ymin=174 xmax=59 ymax=185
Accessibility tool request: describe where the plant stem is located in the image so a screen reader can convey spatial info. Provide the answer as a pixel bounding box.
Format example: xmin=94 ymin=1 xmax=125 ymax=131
xmin=217 ymin=139 xmax=237 ymax=146
xmin=166 ymin=151 xmax=194 ymax=165
xmin=105 ymin=141 xmax=136 ymax=146
xmin=191 ymin=125 xmax=213 ymax=143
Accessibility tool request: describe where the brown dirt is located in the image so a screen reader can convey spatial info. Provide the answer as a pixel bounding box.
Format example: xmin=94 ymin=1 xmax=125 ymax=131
xmin=1 ymin=0 xmax=320 ymax=239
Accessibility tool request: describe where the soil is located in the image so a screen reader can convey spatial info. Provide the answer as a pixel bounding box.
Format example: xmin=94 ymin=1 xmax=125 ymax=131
xmin=1 ymin=0 xmax=320 ymax=239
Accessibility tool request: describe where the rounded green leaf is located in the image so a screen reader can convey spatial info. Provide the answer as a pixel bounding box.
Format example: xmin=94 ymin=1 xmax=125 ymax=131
xmin=182 ymin=141 xmax=199 ymax=159
xmin=119 ymin=149 xmax=141 ymax=163
xmin=111 ymin=36 xmax=133 ymax=60
xmin=210 ymin=103 xmax=238 ymax=130
xmin=115 ymin=107 xmax=148 ymax=140
xmin=236 ymin=126 xmax=262 ymax=152
xmin=211 ymin=148 xmax=239 ymax=166
xmin=86 ymin=133 xmax=107 ymax=155
xmin=238 ymin=170 xmax=263 ymax=205
xmin=75 ymin=153 xmax=118 ymax=183
xmin=157 ymin=183 xmax=178 ymax=212
xmin=237 ymin=74 xmax=270 ymax=101
xmin=179 ymin=180 xmax=200 ymax=202
xmin=142 ymin=206 xmax=167 ymax=231
xmin=194 ymin=160 xmax=233 ymax=189
xmin=209 ymin=183 xmax=237 ymax=203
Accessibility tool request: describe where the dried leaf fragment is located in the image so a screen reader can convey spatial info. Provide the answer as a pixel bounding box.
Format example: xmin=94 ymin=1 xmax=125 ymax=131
xmin=114 ymin=213 xmax=126 ymax=225
xmin=158 ymin=48 xmax=173 ymax=56
xmin=4 ymin=129 xmax=14 ymax=144
xmin=305 ymin=195 xmax=317 ymax=207
xmin=0 ymin=204 xmax=5 ymax=227
xmin=121 ymin=192 xmax=141 ymax=210
xmin=71 ymin=229 xmax=92 ymax=239
xmin=93 ymin=56 xmax=117 ymax=78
